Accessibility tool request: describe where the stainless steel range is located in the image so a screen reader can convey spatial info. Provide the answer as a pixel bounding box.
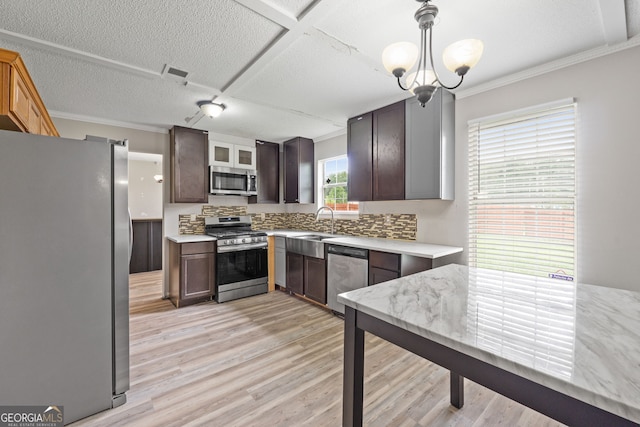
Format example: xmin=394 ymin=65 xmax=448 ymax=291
xmin=205 ymin=216 xmax=268 ymax=303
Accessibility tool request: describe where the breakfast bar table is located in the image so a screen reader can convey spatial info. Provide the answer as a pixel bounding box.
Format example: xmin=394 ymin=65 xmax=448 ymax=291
xmin=338 ymin=264 xmax=640 ymax=426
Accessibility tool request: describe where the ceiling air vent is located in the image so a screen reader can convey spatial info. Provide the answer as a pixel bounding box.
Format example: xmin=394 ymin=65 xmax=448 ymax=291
xmin=161 ymin=64 xmax=189 ymax=84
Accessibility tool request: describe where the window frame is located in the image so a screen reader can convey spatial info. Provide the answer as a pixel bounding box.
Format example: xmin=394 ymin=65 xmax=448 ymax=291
xmin=468 ymin=98 xmax=577 ymax=280
xmin=317 ymin=155 xmax=359 ymax=214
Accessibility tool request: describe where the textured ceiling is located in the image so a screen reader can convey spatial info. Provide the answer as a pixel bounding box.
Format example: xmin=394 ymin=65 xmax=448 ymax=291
xmin=0 ymin=0 xmax=638 ymax=142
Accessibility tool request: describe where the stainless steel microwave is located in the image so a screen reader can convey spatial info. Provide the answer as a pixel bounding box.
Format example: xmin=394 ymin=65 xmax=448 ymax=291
xmin=209 ymin=166 xmax=257 ymax=196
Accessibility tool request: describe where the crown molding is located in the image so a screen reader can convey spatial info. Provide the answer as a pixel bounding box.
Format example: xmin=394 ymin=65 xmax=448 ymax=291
xmin=456 ymin=36 xmax=640 ymax=100
xmin=49 ymin=110 xmax=169 ymax=134
xmin=313 ymin=127 xmax=347 ymax=142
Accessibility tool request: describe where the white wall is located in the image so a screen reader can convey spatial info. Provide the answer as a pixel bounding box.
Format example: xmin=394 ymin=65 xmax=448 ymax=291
xmin=129 ymin=159 xmax=163 ymax=219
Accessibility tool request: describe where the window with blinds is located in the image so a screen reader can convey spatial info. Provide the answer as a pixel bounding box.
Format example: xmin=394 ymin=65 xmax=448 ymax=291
xmin=468 ymin=99 xmax=576 ymax=279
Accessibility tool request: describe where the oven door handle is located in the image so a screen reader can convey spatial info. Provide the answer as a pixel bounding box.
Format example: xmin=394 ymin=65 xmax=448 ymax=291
xmin=217 ymin=243 xmax=268 ymax=253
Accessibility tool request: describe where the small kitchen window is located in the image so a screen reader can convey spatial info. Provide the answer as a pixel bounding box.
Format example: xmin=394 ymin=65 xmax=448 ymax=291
xmin=318 ymin=156 xmax=358 ymax=213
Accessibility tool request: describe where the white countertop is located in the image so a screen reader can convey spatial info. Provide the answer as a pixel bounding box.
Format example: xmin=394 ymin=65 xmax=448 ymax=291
xmin=166 ymin=235 xmax=216 ymax=243
xmin=338 ymin=264 xmax=640 ymax=423
xmin=267 ymin=229 xmax=325 ymax=238
xmin=324 ymin=236 xmax=462 ymax=259
xmin=266 ymin=230 xmax=462 ymax=259
xmin=170 ymin=230 xmax=462 ymax=259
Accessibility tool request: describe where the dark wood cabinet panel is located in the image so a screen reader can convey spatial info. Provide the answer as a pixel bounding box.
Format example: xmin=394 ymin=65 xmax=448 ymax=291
xmin=369 ymin=250 xmax=400 ymax=272
xmin=129 ymin=219 xmax=162 ymax=273
xmin=249 ymin=140 xmax=279 ymax=204
xmin=284 ymin=139 xmax=299 ymax=203
xmin=286 ymin=252 xmax=304 ymax=294
xmin=170 ymin=126 xmax=209 ymax=203
xmin=373 ymin=101 xmax=405 ymax=200
xmin=304 ymin=256 xmax=326 ymax=304
xmin=347 ymin=101 xmax=404 ymax=201
xmin=168 ymin=240 xmax=215 ymax=308
xmin=181 ymin=253 xmax=215 ymax=299
xmin=369 ymin=267 xmax=400 ymax=285
xmin=283 ymin=137 xmax=314 ymax=204
xmin=347 ymin=112 xmax=373 ymax=201
xmin=369 ymin=250 xmax=401 ymax=285
xmin=368 ymin=249 xmax=433 ymax=285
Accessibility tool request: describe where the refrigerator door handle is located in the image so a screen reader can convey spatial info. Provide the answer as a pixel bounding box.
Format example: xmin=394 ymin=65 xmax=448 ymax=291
xmin=128 ymin=209 xmax=133 ymax=262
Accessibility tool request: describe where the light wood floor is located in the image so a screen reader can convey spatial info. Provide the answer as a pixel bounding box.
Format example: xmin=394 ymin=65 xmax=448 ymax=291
xmin=71 ymin=270 xmax=563 ymax=427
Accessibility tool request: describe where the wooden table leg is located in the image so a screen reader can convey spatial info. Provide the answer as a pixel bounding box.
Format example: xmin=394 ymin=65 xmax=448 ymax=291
xmin=343 ymin=306 xmax=365 ymax=427
xmin=450 ymin=371 xmax=464 ymax=409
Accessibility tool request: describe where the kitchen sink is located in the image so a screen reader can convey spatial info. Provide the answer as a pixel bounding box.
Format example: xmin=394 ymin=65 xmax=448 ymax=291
xmin=295 ymin=234 xmax=334 ymax=241
xmin=286 ymin=234 xmax=335 ymax=258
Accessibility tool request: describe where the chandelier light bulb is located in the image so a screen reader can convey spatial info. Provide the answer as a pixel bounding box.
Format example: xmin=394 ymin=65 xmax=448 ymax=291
xmin=405 ymin=69 xmax=439 ymax=93
xmin=382 ymin=42 xmax=419 ymax=77
xmin=442 ymin=39 xmax=484 ymax=76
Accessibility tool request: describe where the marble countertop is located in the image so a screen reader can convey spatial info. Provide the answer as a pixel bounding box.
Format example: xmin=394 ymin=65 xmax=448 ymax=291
xmin=338 ymin=264 xmax=640 ymax=423
xmin=166 ymin=235 xmax=216 ymax=243
xmin=266 ymin=230 xmax=462 ymax=259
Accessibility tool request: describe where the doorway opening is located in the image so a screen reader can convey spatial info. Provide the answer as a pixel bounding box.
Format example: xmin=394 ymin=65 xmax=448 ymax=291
xmin=128 ymin=152 xmax=164 ymax=275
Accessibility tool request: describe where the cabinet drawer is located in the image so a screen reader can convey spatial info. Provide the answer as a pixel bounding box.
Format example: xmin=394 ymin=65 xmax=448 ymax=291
xmin=369 ymin=250 xmax=400 ymax=272
xmin=181 ymin=241 xmax=215 ymax=255
xmin=369 ymin=267 xmax=400 ymax=286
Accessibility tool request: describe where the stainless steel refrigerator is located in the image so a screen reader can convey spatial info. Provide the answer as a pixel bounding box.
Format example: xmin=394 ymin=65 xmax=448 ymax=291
xmin=0 ymin=130 xmax=130 ymax=424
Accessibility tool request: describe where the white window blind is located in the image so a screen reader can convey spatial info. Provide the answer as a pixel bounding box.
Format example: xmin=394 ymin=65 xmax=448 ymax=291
xmin=468 ymin=100 xmax=576 ymax=279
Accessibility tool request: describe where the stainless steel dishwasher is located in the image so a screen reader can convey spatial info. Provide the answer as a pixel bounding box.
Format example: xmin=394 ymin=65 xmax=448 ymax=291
xmin=326 ymin=244 xmax=368 ymax=315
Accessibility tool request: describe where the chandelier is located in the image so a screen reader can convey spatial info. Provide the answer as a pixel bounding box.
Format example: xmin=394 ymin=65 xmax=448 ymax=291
xmin=382 ymin=0 xmax=483 ymax=106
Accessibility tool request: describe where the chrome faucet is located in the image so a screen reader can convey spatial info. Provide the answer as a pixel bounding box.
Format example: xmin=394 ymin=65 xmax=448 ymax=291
xmin=315 ymin=206 xmax=335 ymax=234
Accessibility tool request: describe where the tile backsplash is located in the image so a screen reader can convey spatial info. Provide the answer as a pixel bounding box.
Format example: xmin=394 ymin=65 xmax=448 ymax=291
xmin=179 ymin=206 xmax=417 ymax=240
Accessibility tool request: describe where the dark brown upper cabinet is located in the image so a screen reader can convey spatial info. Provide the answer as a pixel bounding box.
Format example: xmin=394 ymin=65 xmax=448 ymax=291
xmin=347 ymin=101 xmax=405 ymax=201
xmin=283 ymin=136 xmax=314 ymax=204
xmin=170 ymin=126 xmax=209 ymax=203
xmin=347 ymin=112 xmax=373 ymax=201
xmin=249 ymin=140 xmax=280 ymax=204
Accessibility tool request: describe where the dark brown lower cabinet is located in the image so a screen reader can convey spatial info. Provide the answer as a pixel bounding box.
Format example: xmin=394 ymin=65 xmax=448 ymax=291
xmin=368 ymin=250 xmax=432 ymax=285
xmin=369 ymin=267 xmax=400 ymax=285
xmin=286 ymin=251 xmax=326 ymax=304
xmin=369 ymin=250 xmax=401 ymax=285
xmin=286 ymin=252 xmax=304 ymax=294
xmin=168 ymin=240 xmax=215 ymax=308
xmin=129 ymin=219 xmax=162 ymax=273
xmin=304 ymin=256 xmax=326 ymax=304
